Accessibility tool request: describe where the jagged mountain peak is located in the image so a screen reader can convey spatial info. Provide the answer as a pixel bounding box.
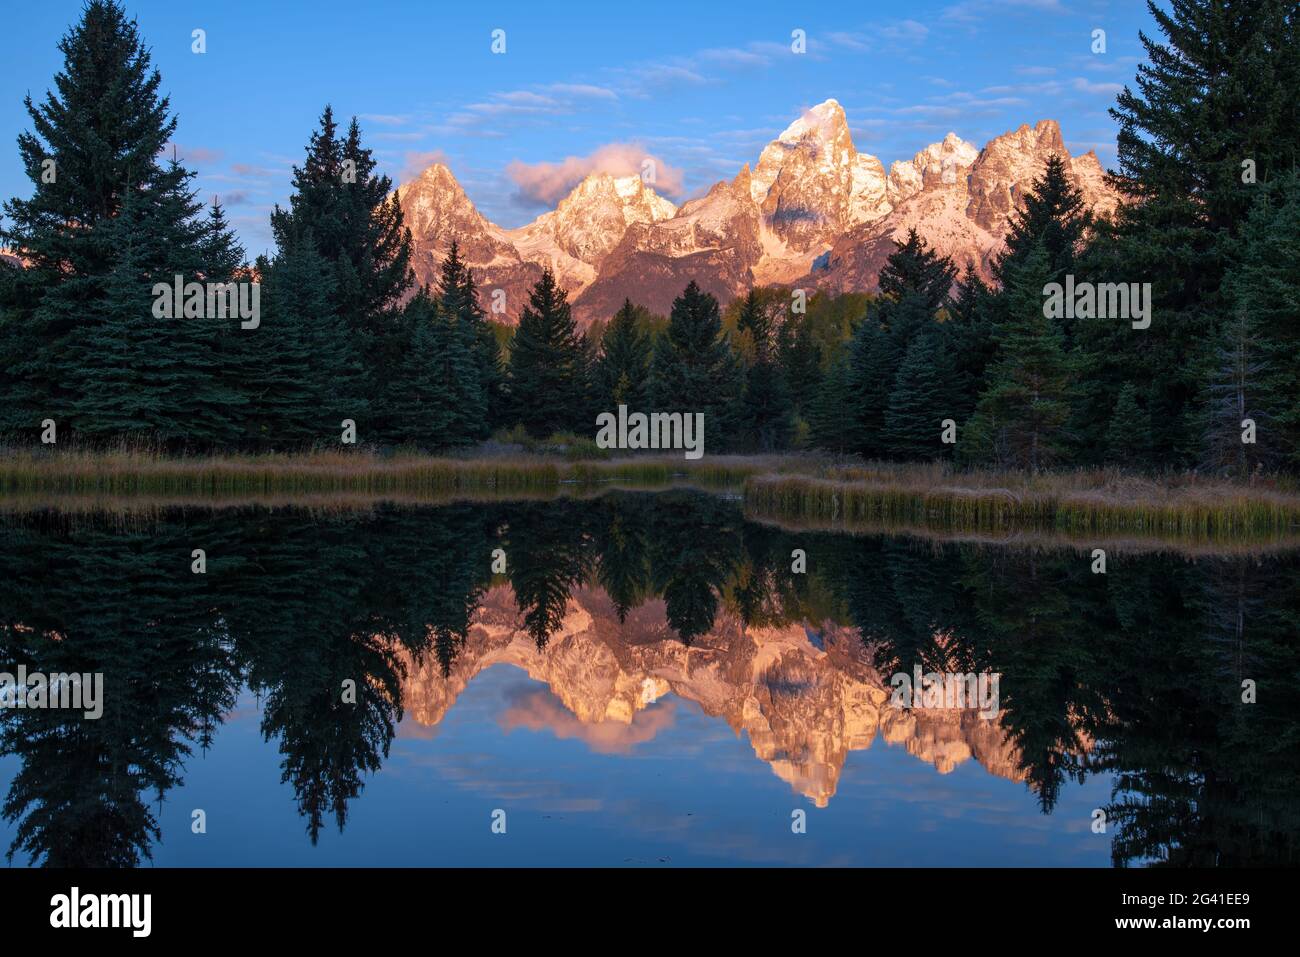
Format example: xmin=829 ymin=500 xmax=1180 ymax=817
xmin=776 ymin=98 xmax=850 ymax=145
xmin=393 ymin=106 xmax=1119 ymax=326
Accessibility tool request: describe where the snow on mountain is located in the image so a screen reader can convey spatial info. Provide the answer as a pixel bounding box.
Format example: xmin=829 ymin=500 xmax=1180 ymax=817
xmin=395 ymin=102 xmax=1120 ymax=326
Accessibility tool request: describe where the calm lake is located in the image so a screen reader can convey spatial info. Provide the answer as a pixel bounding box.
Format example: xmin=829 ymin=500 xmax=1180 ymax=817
xmin=1 ymin=490 xmax=1296 ymax=867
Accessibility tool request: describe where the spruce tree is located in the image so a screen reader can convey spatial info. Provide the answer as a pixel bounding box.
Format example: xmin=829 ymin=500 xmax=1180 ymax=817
xmin=246 ymin=231 xmax=360 ymax=447
xmin=883 ymin=326 xmax=959 ymax=461
xmin=966 ymin=245 xmax=1075 ymax=471
xmin=1104 ymin=383 xmax=1152 ymax=468
xmin=1220 ymin=171 xmax=1300 ymax=469
xmin=438 ymin=241 xmax=502 ymax=436
xmin=0 ymin=0 xmax=209 ymax=442
xmin=777 ymin=311 xmax=823 ymax=419
xmin=1200 ymin=309 xmax=1272 ymax=478
xmin=647 ymin=281 xmax=744 ymax=453
xmin=271 ymin=107 xmax=413 ymax=435
xmin=596 ymin=298 xmax=652 ymax=411
xmin=808 ymin=354 xmax=858 ymax=455
xmin=1098 ymin=0 xmax=1300 ymax=465
xmin=386 ymin=291 xmax=483 ymax=450
xmin=508 ymin=269 xmax=589 ymax=438
xmin=741 ymin=359 xmax=794 ymax=453
xmin=877 ymin=228 xmax=957 ymax=312
xmin=944 ymin=265 xmax=996 ymax=421
xmin=994 ymin=154 xmax=1091 ymax=287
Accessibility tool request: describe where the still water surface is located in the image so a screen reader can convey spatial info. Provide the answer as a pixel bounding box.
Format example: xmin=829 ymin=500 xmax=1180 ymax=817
xmin=1 ymin=492 xmax=1295 ymax=866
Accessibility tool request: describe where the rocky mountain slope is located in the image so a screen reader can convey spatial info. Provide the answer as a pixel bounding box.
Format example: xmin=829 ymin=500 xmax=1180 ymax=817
xmin=399 ymin=583 xmax=1052 ymax=807
xmin=395 ymin=100 xmax=1119 ymax=326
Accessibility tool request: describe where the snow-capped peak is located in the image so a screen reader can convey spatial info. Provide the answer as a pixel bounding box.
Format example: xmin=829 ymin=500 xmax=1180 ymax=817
xmin=777 ymin=98 xmax=849 ymax=145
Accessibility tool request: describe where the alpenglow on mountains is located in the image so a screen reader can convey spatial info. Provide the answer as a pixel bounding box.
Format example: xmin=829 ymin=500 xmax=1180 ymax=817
xmin=397 ymin=99 xmax=1118 ymax=326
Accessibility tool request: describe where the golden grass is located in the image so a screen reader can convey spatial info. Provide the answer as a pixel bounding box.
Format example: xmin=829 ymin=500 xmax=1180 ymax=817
xmin=4 ymin=448 xmax=1299 ymax=548
xmin=743 ymin=463 xmax=1300 ymax=545
xmin=0 ymin=447 xmax=792 ymax=501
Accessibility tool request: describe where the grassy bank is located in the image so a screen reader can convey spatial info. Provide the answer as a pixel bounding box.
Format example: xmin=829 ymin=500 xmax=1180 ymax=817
xmin=743 ymin=466 xmax=1300 ymax=543
xmin=0 ymin=447 xmax=772 ymax=499
xmin=4 ymin=448 xmax=1299 ymax=546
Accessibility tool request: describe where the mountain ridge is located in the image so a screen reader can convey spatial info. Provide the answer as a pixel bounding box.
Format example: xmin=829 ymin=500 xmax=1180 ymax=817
xmin=395 ymin=100 xmax=1119 ymax=325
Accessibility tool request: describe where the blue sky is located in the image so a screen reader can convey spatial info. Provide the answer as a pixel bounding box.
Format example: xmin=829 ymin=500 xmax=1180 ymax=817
xmin=1 ymin=0 xmax=1158 ymax=256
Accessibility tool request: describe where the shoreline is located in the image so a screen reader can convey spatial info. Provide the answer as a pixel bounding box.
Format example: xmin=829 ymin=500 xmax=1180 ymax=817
xmin=2 ymin=449 xmax=1298 ymax=549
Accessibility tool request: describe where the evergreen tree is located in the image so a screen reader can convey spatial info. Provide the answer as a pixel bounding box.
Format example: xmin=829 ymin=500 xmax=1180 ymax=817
xmin=1104 ymin=383 xmax=1152 ymax=467
xmin=438 ymin=240 xmax=502 ymax=436
xmin=507 ymin=269 xmax=589 ymax=438
xmin=1200 ymin=309 xmax=1271 ymax=477
xmin=595 ymin=298 xmax=652 ymax=411
xmin=882 ymin=325 xmax=959 ymax=461
xmin=246 ymin=231 xmax=363 ymax=447
xmin=736 ymin=290 xmax=794 ymax=451
xmin=741 ymin=359 xmax=794 ymax=452
xmin=808 ymin=354 xmax=858 ymax=455
xmin=1095 ymin=0 xmax=1300 ymax=465
xmin=386 ymin=290 xmax=483 ymax=449
xmin=0 ymin=1 xmax=216 ymax=443
xmin=832 ymin=232 xmax=958 ymax=459
xmin=877 ymin=228 xmax=957 ymax=311
xmin=777 ymin=310 xmax=823 ymax=418
xmin=1220 ymin=171 xmax=1300 ymax=469
xmin=944 ymin=265 xmax=996 ymax=421
xmin=647 ymin=281 xmax=744 ymax=453
xmin=994 ymin=154 xmax=1092 ymax=288
xmin=965 ymin=246 xmax=1075 ymax=471
xmin=271 ymin=107 xmax=413 ymax=434
xmin=845 ymin=293 xmax=936 ymax=458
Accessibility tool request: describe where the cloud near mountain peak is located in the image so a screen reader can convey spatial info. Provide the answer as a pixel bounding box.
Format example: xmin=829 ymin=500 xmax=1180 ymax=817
xmin=506 ymin=143 xmax=685 ymax=206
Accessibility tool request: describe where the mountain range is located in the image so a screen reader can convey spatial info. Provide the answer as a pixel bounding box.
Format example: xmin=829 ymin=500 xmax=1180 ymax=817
xmin=397 ymin=582 xmax=1096 ymax=807
xmin=396 ymin=99 xmax=1119 ymax=326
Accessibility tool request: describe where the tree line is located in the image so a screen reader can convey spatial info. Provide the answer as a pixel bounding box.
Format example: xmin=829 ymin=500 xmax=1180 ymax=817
xmin=1 ymin=0 xmax=1297 ymax=474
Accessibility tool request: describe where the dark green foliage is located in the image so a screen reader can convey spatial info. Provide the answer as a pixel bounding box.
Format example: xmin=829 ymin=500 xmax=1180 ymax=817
xmin=270 ymin=106 xmax=413 ymax=440
xmin=776 ymin=310 xmax=823 ymax=418
xmin=741 ymin=358 xmax=794 ymax=452
xmin=883 ymin=325 xmax=960 ymax=461
xmin=807 ymin=353 xmax=858 ymax=454
xmin=995 ymin=154 xmax=1092 ymax=288
xmin=736 ymin=290 xmax=794 ymax=451
xmin=386 ymin=290 xmax=483 ymax=450
xmin=647 ymin=281 xmax=744 ymax=453
xmin=246 ymin=232 xmax=365 ymax=447
xmin=1104 ymin=383 xmax=1152 ymax=467
xmin=877 ymin=228 xmax=957 ymax=311
xmin=1217 ymin=171 xmax=1300 ymax=469
xmin=270 ymin=108 xmax=413 ymax=345
xmin=0 ymin=0 xmax=236 ymax=446
xmin=1200 ymin=310 xmax=1272 ymax=477
xmin=438 ymin=240 xmax=502 ymax=435
xmin=810 ymin=232 xmax=958 ymax=459
xmin=1096 ymin=0 xmax=1300 ymax=465
xmin=944 ymin=266 xmax=996 ymax=421
xmin=964 ymin=246 xmax=1075 ymax=471
xmin=595 ymin=298 xmax=652 ymax=411
xmin=508 ymin=269 xmax=590 ymax=438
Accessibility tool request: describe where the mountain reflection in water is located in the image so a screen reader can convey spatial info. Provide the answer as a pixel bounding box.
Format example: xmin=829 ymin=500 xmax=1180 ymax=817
xmin=1 ymin=491 xmax=1296 ymax=867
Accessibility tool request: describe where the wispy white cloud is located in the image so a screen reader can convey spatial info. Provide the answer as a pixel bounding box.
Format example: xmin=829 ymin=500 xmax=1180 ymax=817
xmin=505 ymin=142 xmax=685 ymax=205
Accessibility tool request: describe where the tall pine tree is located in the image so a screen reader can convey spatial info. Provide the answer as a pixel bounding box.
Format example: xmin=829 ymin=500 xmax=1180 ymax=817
xmin=647 ymin=281 xmax=744 ymax=453
xmin=507 ymin=269 xmax=589 ymax=438
xmin=595 ymin=298 xmax=652 ymax=411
